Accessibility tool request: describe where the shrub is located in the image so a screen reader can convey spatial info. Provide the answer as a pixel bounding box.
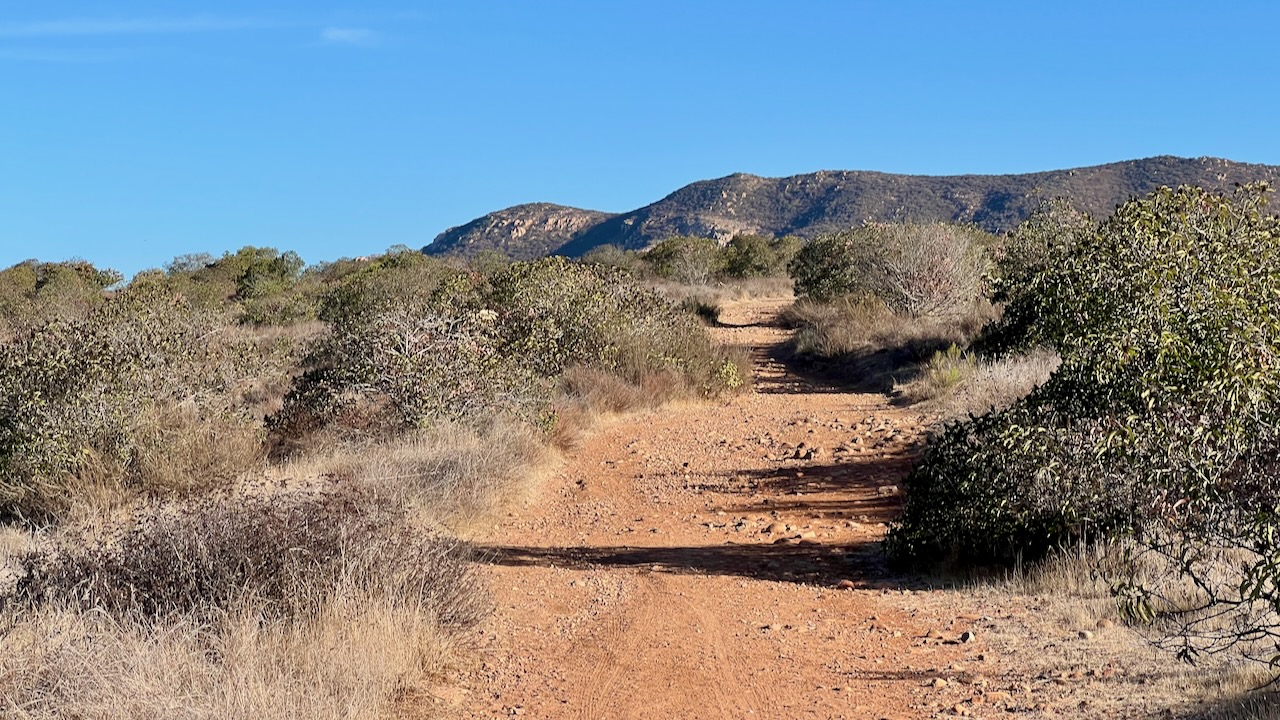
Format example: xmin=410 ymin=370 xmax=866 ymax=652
xmin=0 ymin=275 xmax=302 ymax=521
xmin=642 ymin=236 xmax=723 ymax=284
xmin=580 ymin=244 xmax=645 ymax=276
xmin=318 ymin=251 xmax=470 ymax=324
xmin=488 ymin=257 xmax=746 ymax=394
xmin=888 ymin=184 xmax=1280 ymax=662
xmin=0 ymin=260 xmax=120 ymax=334
xmin=0 ymin=290 xmax=215 ymax=521
xmin=977 ymin=198 xmax=1096 ymax=354
xmin=272 ymin=308 xmax=540 ymax=441
xmin=790 ymin=223 xmax=989 ymax=316
xmin=720 ymin=234 xmax=802 ymax=278
xmin=275 ymin=257 xmax=746 ymax=444
xmin=11 ymin=489 xmax=482 ymax=626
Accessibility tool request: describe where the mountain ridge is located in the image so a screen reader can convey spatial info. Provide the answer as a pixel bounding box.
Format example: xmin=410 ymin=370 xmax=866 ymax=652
xmin=426 ymin=156 xmax=1280 ymax=259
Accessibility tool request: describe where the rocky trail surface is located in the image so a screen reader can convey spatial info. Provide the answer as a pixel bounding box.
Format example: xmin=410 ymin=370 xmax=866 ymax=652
xmin=439 ymin=299 xmax=1192 ymax=720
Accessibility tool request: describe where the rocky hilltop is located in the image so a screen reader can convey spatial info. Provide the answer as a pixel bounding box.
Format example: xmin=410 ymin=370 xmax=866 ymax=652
xmin=427 ymin=203 xmax=615 ymax=260
xmin=426 ymin=156 xmax=1280 ymax=259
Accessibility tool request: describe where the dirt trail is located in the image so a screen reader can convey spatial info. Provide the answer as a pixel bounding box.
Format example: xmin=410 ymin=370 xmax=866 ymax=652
xmin=453 ymin=298 xmax=986 ymax=719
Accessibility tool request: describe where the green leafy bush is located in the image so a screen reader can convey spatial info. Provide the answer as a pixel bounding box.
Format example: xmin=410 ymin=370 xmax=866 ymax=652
xmin=641 ymin=236 xmax=724 ymax=284
xmin=0 ymin=260 xmax=121 ymax=335
xmin=317 ymin=251 xmax=471 ymax=324
xmin=275 ymin=257 xmax=747 ymax=443
xmin=720 ymin=234 xmax=802 ymax=278
xmin=488 ymin=257 xmax=743 ymax=393
xmin=889 ymin=185 xmax=1280 ymax=594
xmin=789 ymin=223 xmax=989 ymax=315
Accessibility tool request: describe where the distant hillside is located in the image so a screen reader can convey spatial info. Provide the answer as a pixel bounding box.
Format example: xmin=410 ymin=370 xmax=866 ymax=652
xmin=427 ymin=203 xmax=615 ymax=260
xmin=426 ymin=157 xmax=1280 ymax=259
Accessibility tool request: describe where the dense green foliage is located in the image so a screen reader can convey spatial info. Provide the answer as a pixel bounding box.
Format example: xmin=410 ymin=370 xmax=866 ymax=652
xmin=0 ymin=260 xmax=122 ymax=336
xmin=888 ymin=183 xmax=1280 ymax=613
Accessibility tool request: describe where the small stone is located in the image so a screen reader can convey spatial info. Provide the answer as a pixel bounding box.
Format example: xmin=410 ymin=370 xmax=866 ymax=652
xmin=876 ymin=485 xmax=900 ymax=497
xmin=932 ymin=678 xmax=949 ymax=689
xmin=1096 ymin=618 xmax=1115 ymax=629
xmin=959 ymin=630 xmax=976 ymax=643
xmin=762 ymin=522 xmax=786 ymax=534
xmin=836 ymin=579 xmax=857 ymax=590
xmin=1079 ymin=630 xmax=1095 ymax=641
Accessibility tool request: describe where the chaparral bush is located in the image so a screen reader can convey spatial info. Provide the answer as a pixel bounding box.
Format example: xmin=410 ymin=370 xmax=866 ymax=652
xmin=789 ymin=222 xmax=990 ymax=316
xmin=486 ymin=257 xmax=745 ymax=392
xmin=274 ymin=257 xmax=746 ymax=443
xmin=889 ymin=184 xmax=1280 ymax=664
xmin=641 ymin=236 xmax=724 ymax=285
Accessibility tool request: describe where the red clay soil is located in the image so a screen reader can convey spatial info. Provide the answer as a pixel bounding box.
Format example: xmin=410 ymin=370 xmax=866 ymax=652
xmin=446 ymin=300 xmax=1021 ymax=719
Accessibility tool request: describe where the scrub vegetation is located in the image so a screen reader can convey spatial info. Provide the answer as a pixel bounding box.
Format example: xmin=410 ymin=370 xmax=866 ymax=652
xmin=0 ymin=247 xmax=746 ymax=718
xmin=784 ymin=185 xmax=1280 ymax=691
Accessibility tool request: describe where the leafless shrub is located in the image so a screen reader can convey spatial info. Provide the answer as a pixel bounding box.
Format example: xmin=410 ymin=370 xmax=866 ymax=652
xmin=11 ymin=489 xmax=483 ymax=627
xmin=790 ymin=223 xmax=991 ymax=317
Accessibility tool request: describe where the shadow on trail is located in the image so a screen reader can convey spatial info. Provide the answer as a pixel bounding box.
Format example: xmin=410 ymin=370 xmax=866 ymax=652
xmin=473 ymin=540 xmax=929 ymax=588
xmin=727 ymin=456 xmax=917 ymax=495
xmin=759 ymin=336 xmax=956 ymax=400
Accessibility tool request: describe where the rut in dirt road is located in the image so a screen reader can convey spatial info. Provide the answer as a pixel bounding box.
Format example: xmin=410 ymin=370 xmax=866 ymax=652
xmin=451 ymin=298 xmax=979 ymax=720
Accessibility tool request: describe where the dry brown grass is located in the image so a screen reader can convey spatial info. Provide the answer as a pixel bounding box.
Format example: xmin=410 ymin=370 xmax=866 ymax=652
xmin=0 ymin=481 xmax=483 ymax=720
xmin=782 ymin=297 xmax=993 ymax=360
xmin=0 ymin=593 xmax=457 ymax=720
xmin=130 ymin=403 xmax=266 ymax=497
xmin=938 ymin=544 xmax=1280 ymax=718
xmin=895 ymin=347 xmax=1059 ymax=417
xmin=646 ymin=276 xmax=795 ymax=306
xmin=315 ymin=419 xmax=551 ymax=526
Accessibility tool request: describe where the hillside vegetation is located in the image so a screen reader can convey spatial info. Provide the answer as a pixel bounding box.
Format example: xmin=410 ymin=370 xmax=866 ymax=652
xmin=427 ymin=156 xmax=1280 ymax=259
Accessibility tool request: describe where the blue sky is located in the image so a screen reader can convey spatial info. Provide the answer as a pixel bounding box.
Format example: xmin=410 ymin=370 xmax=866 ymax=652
xmin=1 ymin=1 xmax=1277 ymax=276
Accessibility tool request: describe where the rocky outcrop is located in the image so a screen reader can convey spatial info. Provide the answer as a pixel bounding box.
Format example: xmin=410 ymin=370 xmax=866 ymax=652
xmin=426 ymin=203 xmax=616 ymax=260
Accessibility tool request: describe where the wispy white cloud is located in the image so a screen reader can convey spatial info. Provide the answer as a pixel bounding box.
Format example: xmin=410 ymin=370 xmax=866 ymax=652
xmin=0 ymin=15 xmax=274 ymax=38
xmin=320 ymin=27 xmax=378 ymax=47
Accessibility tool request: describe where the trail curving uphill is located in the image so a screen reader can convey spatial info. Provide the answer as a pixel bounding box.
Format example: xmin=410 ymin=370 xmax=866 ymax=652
xmin=456 ymin=298 xmax=980 ymax=720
